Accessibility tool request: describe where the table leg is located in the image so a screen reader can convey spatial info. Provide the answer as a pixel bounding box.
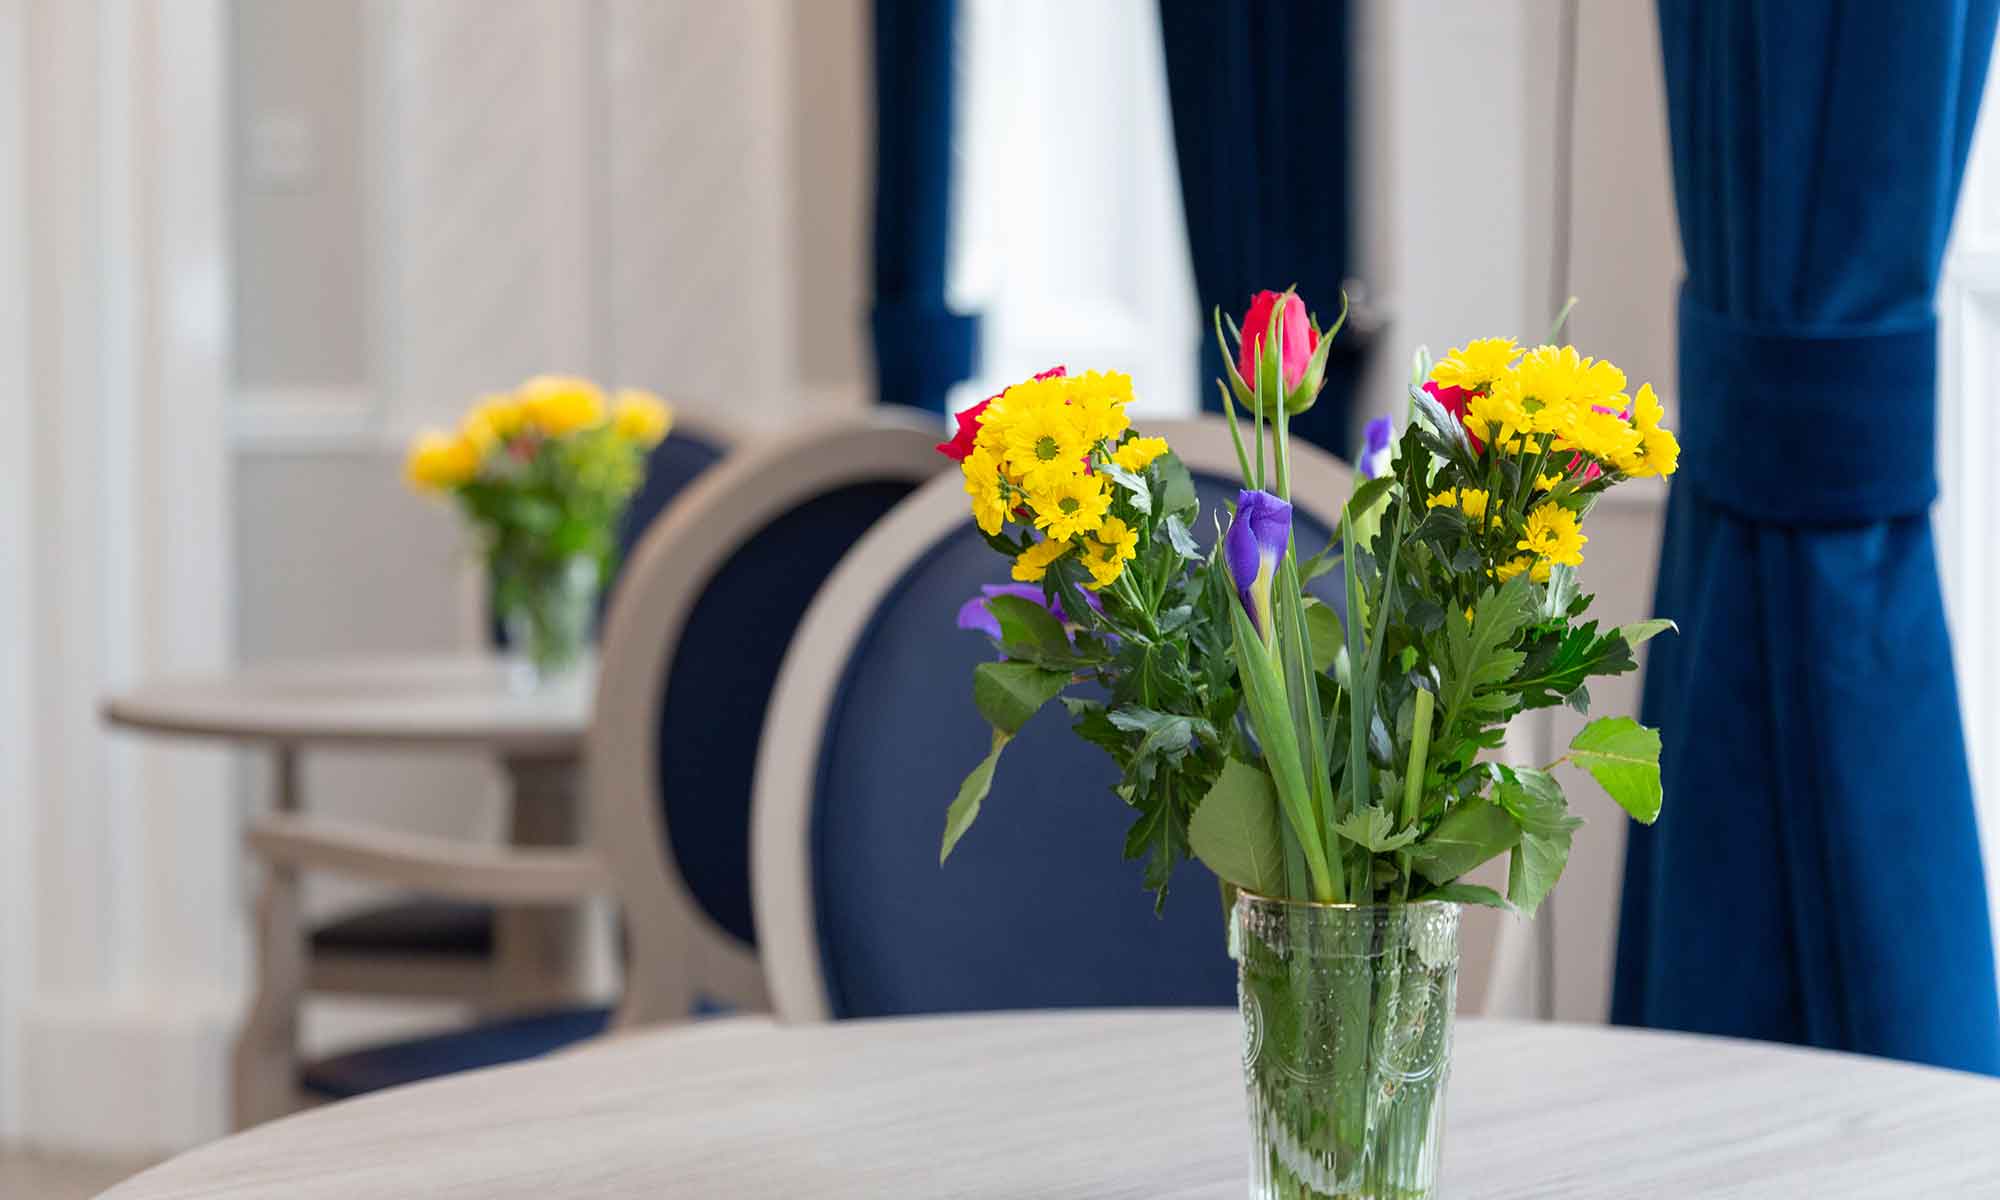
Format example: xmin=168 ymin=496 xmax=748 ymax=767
xmin=492 ymin=754 xmax=608 ymax=1010
xmin=232 ymin=743 xmax=305 ymax=1129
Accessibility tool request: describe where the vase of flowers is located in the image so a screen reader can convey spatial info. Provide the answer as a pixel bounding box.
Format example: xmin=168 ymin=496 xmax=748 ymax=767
xmin=938 ymin=288 xmax=1681 ymax=1198
xmin=405 ymin=375 xmax=672 ymax=687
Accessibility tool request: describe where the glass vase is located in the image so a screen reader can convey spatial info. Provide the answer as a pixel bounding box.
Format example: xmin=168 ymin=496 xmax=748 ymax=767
xmin=494 ymin=552 xmax=600 ymax=689
xmin=1232 ymin=894 xmax=1461 ymax=1200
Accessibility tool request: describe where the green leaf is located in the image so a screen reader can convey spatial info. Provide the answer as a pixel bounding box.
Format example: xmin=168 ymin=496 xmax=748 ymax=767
xmin=1098 ymin=459 xmax=1152 ymax=515
xmin=972 ymin=661 xmax=1070 ymax=735
xmin=1107 ymin=706 xmax=1199 ymax=764
xmin=1437 ymin=574 xmax=1534 ymax=740
xmin=942 ymin=731 xmax=1009 ymax=862
xmin=1508 ymin=827 xmax=1571 ymax=918
xmin=1302 ymin=600 xmax=1341 ymax=672
xmin=1162 ymin=514 xmax=1201 ymax=561
xmin=1330 ymin=803 xmax=1419 ymax=853
xmin=1494 ymin=766 xmax=1581 ymax=918
xmin=1413 ymin=881 xmax=1511 ymax=910
xmin=1569 ymin=716 xmax=1663 ymax=824
xmin=1188 ymin=757 xmax=1286 ymax=895
xmin=1539 ymin=563 xmax=1581 ymax=621
xmin=1156 ymin=453 xmax=1198 ymax=520
xmin=982 ymin=594 xmax=1073 ymax=664
xmin=1508 ymin=621 xmax=1635 ymax=711
xmin=1617 ymin=618 xmax=1677 ymax=650
xmin=1406 ymin=797 xmax=1522 ymax=885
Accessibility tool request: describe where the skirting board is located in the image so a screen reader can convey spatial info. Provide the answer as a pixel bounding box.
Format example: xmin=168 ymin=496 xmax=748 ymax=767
xmin=18 ymin=989 xmax=236 ymax=1154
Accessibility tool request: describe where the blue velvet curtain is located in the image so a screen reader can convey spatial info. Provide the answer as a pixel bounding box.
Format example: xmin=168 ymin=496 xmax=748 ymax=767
xmin=1157 ymin=0 xmax=1354 ymax=456
xmin=1613 ymin=0 xmax=2000 ymax=1074
xmin=871 ymin=0 xmax=978 ymax=413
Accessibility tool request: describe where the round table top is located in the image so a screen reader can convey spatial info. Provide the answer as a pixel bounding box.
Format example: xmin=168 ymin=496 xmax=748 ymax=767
xmin=99 ymin=1010 xmax=2000 ymax=1199
xmin=101 ymin=654 xmax=592 ymax=755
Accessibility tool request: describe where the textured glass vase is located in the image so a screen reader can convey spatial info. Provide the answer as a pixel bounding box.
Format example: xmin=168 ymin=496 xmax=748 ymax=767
xmin=496 ymin=552 xmax=599 ymax=689
xmin=1232 ymin=895 xmax=1461 ymax=1200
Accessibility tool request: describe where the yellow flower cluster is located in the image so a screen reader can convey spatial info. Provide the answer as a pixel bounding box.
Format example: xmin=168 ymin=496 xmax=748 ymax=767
xmin=1431 ymin=341 xmax=1681 ymax=481
xmin=959 ymin=370 xmax=1160 ymax=589
xmin=404 ymin=376 xmax=673 ymax=493
xmin=1425 ymin=486 xmax=1491 ymax=525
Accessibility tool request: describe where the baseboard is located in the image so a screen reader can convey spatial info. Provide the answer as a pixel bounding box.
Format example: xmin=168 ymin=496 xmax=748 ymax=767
xmin=18 ymin=989 xmax=238 ymax=1155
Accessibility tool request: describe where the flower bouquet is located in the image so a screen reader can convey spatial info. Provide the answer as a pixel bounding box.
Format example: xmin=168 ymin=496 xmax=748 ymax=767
xmin=405 ymin=375 xmax=672 ymax=684
xmin=940 ymin=290 xmax=1679 ymax=1198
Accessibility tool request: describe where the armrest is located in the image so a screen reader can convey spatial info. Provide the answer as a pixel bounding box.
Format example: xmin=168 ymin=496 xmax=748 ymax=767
xmin=245 ymin=814 xmax=612 ymax=904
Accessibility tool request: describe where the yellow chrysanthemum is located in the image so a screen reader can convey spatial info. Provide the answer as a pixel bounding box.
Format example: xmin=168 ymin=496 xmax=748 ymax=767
xmin=1031 ymin=471 xmax=1112 ymax=541
xmin=1425 ymin=486 xmax=1490 ymax=524
xmin=1466 ymin=379 xmax=1530 ymax=447
xmin=1082 ymin=516 xmax=1139 ymax=589
xmin=1516 ymin=345 xmax=1626 ymax=407
xmin=611 ymin=388 xmax=673 ymax=446
xmin=963 ymin=448 xmax=1011 ymax=535
xmin=1011 ymin=536 xmax=1073 ymax=583
xmin=1001 ymin=392 xmax=1092 ymax=493
xmin=1534 ymin=472 xmax=1565 ymax=491
xmin=518 ymin=375 xmax=607 ymax=436
xmin=1562 ymin=406 xmax=1643 ymax=464
xmin=461 ymin=393 xmax=525 ymax=452
xmin=1496 ymin=555 xmax=1555 ymax=585
xmin=1111 ymin=435 xmax=1170 ymax=473
xmin=404 ymin=429 xmax=481 ymax=492
xmin=1518 ymin=503 xmax=1587 ymax=568
xmin=1068 ymin=371 xmax=1135 ymax=445
xmin=1430 ymin=337 xmax=1521 ymax=393
xmin=1618 ymin=425 xmax=1681 ymax=479
xmin=1630 ymin=382 xmax=1666 ymax=431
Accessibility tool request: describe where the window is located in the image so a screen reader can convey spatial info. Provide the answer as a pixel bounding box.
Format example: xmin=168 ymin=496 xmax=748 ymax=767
xmin=948 ymin=0 xmax=1200 ymax=420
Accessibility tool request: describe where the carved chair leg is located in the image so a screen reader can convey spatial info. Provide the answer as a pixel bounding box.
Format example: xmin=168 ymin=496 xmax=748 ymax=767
xmin=232 ymin=857 xmax=305 ymax=1129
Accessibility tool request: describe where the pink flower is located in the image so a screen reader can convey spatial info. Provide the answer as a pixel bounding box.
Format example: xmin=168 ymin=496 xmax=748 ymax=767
xmin=1238 ymin=291 xmax=1318 ymax=394
xmin=1424 ymin=381 xmax=1480 ymax=451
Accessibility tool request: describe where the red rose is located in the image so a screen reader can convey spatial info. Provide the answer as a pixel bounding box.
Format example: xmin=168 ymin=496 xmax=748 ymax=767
xmin=1238 ymin=291 xmax=1318 ymax=394
xmin=934 ymin=366 xmax=1067 ymax=461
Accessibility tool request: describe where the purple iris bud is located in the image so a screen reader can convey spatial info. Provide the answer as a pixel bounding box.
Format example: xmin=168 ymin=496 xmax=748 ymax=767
xmin=1359 ymin=416 xmax=1394 ymax=479
xmin=955 ymin=583 xmax=1100 ymax=640
xmin=1224 ymin=489 xmax=1291 ymax=642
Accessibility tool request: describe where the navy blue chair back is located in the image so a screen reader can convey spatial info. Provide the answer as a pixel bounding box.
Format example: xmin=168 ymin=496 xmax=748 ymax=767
xmin=805 ymin=472 xmax=1338 ymax=1019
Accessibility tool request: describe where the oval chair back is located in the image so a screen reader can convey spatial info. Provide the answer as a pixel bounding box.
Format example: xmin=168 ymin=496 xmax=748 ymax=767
xmin=590 ymin=412 xmax=951 ymax=1028
xmin=752 ymin=418 xmax=1355 ymax=1022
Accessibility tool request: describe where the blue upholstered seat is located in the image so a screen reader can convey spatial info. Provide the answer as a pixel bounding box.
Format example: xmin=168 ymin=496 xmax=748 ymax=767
xmin=300 ymin=1007 xmax=615 ymax=1100
xmin=808 ymin=474 xmax=1336 ymax=1019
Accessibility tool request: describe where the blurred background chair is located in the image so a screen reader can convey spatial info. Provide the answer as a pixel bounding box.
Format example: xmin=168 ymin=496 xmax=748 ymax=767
xmin=304 ymin=413 xmax=743 ymax=1005
xmin=750 ymin=418 xmax=1358 ymax=1021
xmin=589 ymin=412 xmax=950 ymax=1028
xmin=235 ymin=413 xmax=742 ymax=1123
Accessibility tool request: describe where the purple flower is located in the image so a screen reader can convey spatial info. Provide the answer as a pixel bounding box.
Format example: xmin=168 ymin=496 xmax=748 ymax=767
xmin=1359 ymin=416 xmax=1394 ymax=479
xmin=955 ymin=583 xmax=1100 ymax=640
xmin=1224 ymin=489 xmax=1291 ymax=642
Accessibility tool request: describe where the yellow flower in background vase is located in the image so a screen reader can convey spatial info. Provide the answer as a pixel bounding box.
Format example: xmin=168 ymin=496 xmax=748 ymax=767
xmin=463 ymin=393 xmax=527 ymax=450
xmin=519 ymin=375 xmax=607 ymax=436
xmin=612 ymin=388 xmax=674 ymax=446
xmin=404 ymin=429 xmax=481 ymax=491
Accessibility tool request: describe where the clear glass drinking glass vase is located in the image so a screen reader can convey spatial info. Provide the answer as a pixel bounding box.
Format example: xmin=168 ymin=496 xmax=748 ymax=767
xmin=494 ymin=551 xmax=600 ymax=688
xmin=1232 ymin=894 xmax=1461 ymax=1200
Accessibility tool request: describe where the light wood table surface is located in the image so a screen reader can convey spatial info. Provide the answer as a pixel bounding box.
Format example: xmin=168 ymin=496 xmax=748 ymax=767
xmin=102 ymin=654 xmax=600 ymax=1127
xmin=98 ymin=1010 xmax=2000 ymax=1198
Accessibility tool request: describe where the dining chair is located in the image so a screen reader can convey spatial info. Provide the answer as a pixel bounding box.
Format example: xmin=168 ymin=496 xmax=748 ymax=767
xmin=587 ymin=411 xmax=952 ymax=1028
xmin=295 ymin=411 xmax=743 ymax=1013
xmin=238 ymin=411 xmax=949 ymax=1122
xmin=749 ymin=418 xmax=1355 ymax=1022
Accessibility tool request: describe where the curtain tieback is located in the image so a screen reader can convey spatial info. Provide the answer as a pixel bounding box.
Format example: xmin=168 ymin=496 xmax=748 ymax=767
xmin=1677 ymin=287 xmax=1938 ymax=525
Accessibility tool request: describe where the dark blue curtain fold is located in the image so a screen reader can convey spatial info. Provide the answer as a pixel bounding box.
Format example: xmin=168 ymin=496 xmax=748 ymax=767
xmin=1157 ymin=0 xmax=1355 ymax=456
xmin=1614 ymin=0 xmax=2000 ymax=1074
xmin=872 ymin=0 xmax=978 ymax=413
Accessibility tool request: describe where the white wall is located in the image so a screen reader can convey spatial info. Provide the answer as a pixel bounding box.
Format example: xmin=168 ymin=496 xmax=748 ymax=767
xmin=1353 ymin=0 xmax=1680 ymax=1020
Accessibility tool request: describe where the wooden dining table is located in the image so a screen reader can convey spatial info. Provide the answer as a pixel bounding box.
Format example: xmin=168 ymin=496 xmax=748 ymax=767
xmin=97 ymin=1009 xmax=2000 ymax=1198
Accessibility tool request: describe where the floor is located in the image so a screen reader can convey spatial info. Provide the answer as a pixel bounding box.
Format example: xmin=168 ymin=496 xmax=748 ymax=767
xmin=0 ymin=1148 xmax=157 ymax=1199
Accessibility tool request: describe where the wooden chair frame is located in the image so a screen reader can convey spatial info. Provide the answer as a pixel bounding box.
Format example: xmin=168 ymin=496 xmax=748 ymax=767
xmin=588 ymin=409 xmax=950 ymax=1030
xmin=748 ymin=417 xmax=1357 ymax=1023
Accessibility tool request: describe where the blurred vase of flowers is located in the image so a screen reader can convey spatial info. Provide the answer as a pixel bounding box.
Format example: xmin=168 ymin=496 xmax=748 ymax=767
xmin=405 ymin=375 xmax=672 ymax=687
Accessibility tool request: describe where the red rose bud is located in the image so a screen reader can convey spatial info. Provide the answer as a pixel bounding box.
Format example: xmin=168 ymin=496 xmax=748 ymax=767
xmin=1222 ymin=290 xmax=1339 ymax=417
